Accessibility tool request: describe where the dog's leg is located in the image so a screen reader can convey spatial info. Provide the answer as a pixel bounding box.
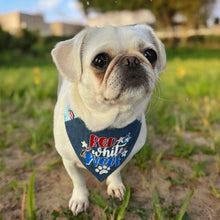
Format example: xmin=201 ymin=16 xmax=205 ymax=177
xmin=106 ymin=171 xmax=125 ymax=201
xmin=62 ymin=159 xmax=89 ymax=215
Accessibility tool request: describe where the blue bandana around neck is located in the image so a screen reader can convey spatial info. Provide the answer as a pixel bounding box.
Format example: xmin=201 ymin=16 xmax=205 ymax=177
xmin=64 ymin=102 xmax=142 ymax=182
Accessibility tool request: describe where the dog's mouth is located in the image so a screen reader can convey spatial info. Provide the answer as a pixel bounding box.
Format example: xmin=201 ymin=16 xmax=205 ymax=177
xmin=107 ymin=73 xmax=149 ymax=101
xmin=122 ymin=74 xmax=148 ymax=90
xmin=101 ymin=58 xmax=154 ymax=103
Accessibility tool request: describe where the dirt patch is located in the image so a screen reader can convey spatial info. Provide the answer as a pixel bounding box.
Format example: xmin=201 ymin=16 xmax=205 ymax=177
xmin=1 ymin=133 xmax=220 ymax=219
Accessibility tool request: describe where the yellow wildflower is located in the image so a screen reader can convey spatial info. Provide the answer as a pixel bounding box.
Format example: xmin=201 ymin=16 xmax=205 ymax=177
xmin=34 ymin=76 xmax=41 ymax=85
xmin=32 ymin=67 xmax=40 ymax=74
xmin=176 ymin=67 xmax=186 ymax=78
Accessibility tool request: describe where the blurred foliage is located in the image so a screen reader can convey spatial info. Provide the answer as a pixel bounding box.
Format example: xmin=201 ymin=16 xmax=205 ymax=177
xmin=0 ymin=27 xmax=69 ymax=53
xmin=0 ymin=26 xmax=14 ymax=50
xmin=79 ymin=0 xmax=216 ymax=28
xmin=0 ymin=26 xmax=220 ymax=66
xmin=0 ymin=27 xmax=39 ymax=52
xmin=0 ymin=27 xmax=70 ymax=64
xmin=16 ymin=29 xmax=38 ymax=52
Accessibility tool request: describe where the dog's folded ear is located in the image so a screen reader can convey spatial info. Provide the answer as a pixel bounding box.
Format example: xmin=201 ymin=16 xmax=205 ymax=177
xmin=149 ymin=28 xmax=167 ymax=73
xmin=51 ymin=29 xmax=87 ymax=82
xmin=135 ymin=24 xmax=166 ymax=73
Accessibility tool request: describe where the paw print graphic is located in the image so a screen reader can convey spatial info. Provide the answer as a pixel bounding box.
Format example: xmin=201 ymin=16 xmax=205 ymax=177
xmin=95 ymin=165 xmax=111 ymax=175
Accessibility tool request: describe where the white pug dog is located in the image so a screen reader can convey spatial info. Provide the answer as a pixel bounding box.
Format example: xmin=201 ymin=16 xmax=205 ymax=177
xmin=52 ymin=24 xmax=166 ymax=215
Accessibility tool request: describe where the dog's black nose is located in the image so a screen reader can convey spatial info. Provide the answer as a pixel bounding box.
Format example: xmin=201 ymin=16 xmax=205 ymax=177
xmin=121 ymin=56 xmax=140 ymax=68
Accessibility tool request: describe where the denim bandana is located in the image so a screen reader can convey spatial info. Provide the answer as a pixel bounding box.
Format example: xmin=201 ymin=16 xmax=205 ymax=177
xmin=64 ymin=102 xmax=142 ymax=182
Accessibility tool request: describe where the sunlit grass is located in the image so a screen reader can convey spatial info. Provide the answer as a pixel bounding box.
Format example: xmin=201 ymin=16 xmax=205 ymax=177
xmin=0 ymin=57 xmax=57 ymax=154
xmin=147 ymin=48 xmax=220 ymax=138
xmin=0 ymin=47 xmax=220 ymax=218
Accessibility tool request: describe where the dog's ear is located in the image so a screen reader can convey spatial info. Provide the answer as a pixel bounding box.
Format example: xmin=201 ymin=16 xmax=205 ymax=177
xmin=135 ymin=24 xmax=166 ymax=73
xmin=149 ymin=28 xmax=166 ymax=73
xmin=51 ymin=29 xmax=87 ymax=82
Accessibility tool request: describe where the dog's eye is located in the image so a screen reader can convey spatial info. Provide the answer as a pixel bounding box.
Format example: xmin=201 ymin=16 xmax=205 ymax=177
xmin=92 ymin=53 xmax=110 ymax=69
xmin=143 ymin=49 xmax=157 ymax=66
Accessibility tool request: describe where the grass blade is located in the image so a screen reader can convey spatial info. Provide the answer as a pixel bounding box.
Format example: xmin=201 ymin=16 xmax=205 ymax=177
xmin=90 ymin=190 xmax=107 ymax=210
xmin=90 ymin=190 xmax=110 ymax=220
xmin=21 ymin=184 xmax=27 ymax=220
xmin=41 ymin=158 xmax=62 ymax=170
xmin=175 ymin=189 xmax=194 ymax=220
xmin=27 ymin=169 xmax=36 ymax=220
xmin=116 ymin=185 xmax=131 ymax=220
xmin=153 ymin=188 xmax=163 ymax=220
xmin=209 ymin=182 xmax=220 ymax=200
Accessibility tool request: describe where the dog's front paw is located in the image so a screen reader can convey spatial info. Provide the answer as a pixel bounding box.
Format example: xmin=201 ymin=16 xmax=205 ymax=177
xmin=69 ymin=190 xmax=89 ymax=216
xmin=107 ymin=183 xmax=126 ymax=201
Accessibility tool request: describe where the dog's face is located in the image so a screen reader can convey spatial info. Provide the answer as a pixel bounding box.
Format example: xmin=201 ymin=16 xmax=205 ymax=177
xmin=52 ymin=25 xmax=166 ymax=107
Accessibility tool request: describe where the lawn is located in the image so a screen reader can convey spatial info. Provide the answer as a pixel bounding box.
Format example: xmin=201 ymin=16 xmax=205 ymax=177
xmin=0 ymin=47 xmax=220 ymax=219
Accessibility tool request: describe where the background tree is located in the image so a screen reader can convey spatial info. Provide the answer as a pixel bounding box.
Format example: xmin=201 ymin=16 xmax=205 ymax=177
xmin=79 ymin=0 xmax=216 ymax=28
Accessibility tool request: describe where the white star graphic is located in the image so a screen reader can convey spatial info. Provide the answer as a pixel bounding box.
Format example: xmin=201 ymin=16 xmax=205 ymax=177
xmin=117 ymin=137 xmax=124 ymax=144
xmin=81 ymin=141 xmax=87 ymax=148
xmin=121 ymin=150 xmax=128 ymax=157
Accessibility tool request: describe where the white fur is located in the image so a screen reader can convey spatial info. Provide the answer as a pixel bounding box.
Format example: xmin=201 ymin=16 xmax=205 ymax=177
xmin=52 ymin=24 xmax=166 ymax=215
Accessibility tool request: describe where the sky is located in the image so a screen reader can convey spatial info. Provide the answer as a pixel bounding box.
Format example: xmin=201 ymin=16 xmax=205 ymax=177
xmin=0 ymin=0 xmax=87 ymax=24
xmin=0 ymin=0 xmax=220 ymax=25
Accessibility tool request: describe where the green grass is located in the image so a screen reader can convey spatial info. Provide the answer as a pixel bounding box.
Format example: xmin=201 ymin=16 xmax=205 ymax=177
xmin=89 ymin=186 xmax=131 ymax=219
xmin=152 ymin=188 xmax=194 ymax=219
xmin=27 ymin=169 xmax=36 ymax=220
xmin=147 ymin=47 xmax=220 ymax=135
xmin=0 ymin=55 xmax=57 ymax=154
xmin=1 ymin=46 xmax=220 ymax=219
xmin=1 ymin=48 xmax=219 ymax=153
